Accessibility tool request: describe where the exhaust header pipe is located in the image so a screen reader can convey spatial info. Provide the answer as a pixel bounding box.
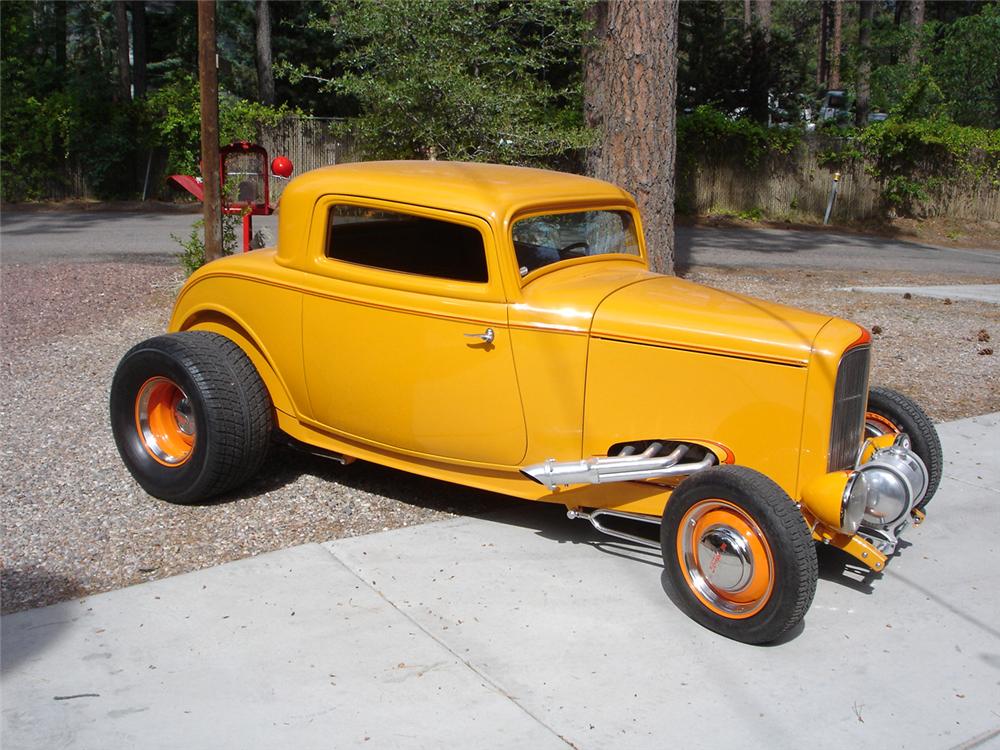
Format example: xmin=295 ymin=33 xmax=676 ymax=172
xmin=521 ymin=442 xmax=716 ymax=490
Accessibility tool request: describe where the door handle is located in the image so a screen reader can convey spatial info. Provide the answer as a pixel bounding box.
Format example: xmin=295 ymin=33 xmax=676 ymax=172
xmin=464 ymin=327 xmax=495 ymax=345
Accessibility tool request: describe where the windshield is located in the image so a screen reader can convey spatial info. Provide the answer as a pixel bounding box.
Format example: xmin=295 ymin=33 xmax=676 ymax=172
xmin=512 ymin=210 xmax=641 ymax=277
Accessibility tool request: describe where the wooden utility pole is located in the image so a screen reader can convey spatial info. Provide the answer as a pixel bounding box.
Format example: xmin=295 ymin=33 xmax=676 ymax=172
xmin=198 ymin=0 xmax=222 ymax=262
xmin=584 ymin=0 xmax=680 ymax=274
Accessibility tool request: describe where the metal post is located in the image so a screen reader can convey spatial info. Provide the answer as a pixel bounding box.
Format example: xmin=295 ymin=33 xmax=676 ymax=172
xmin=823 ymin=171 xmax=841 ymax=225
xmin=198 ymin=0 xmax=222 ymax=261
xmin=242 ymin=212 xmax=253 ymax=253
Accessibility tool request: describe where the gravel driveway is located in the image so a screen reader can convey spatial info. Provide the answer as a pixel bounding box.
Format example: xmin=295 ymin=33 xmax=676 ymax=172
xmin=1 ymin=225 xmax=998 ymax=614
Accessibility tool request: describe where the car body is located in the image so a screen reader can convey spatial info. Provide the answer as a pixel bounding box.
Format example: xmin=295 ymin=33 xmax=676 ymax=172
xmin=112 ymin=161 xmax=941 ymax=643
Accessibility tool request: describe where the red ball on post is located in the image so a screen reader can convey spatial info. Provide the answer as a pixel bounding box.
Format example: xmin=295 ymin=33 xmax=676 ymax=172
xmin=271 ymin=156 xmax=293 ymax=179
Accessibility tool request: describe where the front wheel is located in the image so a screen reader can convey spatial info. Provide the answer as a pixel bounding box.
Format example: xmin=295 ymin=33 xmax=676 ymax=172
xmin=110 ymin=332 xmax=272 ymax=504
xmin=865 ymin=386 xmax=942 ymax=511
xmin=661 ymin=466 xmax=817 ymax=644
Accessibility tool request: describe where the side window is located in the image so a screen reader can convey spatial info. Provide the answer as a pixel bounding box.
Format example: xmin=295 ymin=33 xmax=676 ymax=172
xmin=326 ymin=205 xmax=488 ymax=283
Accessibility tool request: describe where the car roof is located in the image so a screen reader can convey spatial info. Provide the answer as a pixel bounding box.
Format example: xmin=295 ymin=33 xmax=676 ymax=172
xmin=280 ymin=160 xmax=636 ymax=220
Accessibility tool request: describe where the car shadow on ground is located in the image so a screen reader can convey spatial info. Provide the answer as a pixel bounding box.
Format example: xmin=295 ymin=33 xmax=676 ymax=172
xmin=215 ymin=445 xmax=885 ymax=642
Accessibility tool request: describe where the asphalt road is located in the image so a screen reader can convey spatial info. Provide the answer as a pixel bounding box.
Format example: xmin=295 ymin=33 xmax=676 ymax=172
xmin=0 ymin=210 xmax=278 ymax=265
xmin=1 ymin=209 xmax=998 ymax=278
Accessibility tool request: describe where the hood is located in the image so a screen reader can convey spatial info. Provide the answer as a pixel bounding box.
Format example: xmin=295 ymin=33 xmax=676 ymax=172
xmin=591 ymin=276 xmax=832 ymax=366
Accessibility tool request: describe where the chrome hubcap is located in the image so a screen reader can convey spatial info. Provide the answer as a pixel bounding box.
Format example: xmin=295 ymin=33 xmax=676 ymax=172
xmin=679 ymin=500 xmax=773 ymax=617
xmin=696 ymin=525 xmax=754 ymax=592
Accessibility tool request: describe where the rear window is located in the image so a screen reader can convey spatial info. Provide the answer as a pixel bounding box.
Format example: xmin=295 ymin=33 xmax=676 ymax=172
xmin=326 ymin=205 xmax=488 ymax=283
xmin=512 ymin=210 xmax=640 ymax=277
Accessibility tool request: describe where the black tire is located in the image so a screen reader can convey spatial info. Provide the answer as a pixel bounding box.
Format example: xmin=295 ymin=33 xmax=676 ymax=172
xmin=661 ymin=466 xmax=818 ymax=645
xmin=110 ymin=331 xmax=272 ymax=504
xmin=865 ymin=386 xmax=942 ymax=511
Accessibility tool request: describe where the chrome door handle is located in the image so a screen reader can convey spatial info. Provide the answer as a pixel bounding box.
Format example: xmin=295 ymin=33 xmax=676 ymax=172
xmin=464 ymin=327 xmax=495 ymax=344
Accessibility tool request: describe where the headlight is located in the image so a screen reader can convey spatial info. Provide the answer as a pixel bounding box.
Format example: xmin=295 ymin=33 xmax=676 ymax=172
xmin=859 ymin=466 xmax=910 ymax=527
xmin=856 ymin=440 xmax=928 ymax=530
xmin=841 ymin=471 xmax=869 ymax=534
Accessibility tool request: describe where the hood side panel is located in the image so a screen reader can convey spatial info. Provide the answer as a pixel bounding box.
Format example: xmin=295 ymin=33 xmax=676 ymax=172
xmin=591 ymin=276 xmax=832 ymax=366
xmin=583 ymin=337 xmax=809 ymax=497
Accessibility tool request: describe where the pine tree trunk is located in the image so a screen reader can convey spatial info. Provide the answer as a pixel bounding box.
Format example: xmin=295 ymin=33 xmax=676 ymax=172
xmin=855 ymin=0 xmax=873 ymax=126
xmin=55 ymin=0 xmax=67 ymax=76
xmin=584 ymin=0 xmax=680 ymax=275
xmin=817 ymin=1 xmax=829 ymax=89
xmin=909 ymin=0 xmax=924 ymax=65
xmin=256 ymin=0 xmax=276 ymax=105
xmin=114 ymin=1 xmax=131 ymax=102
xmin=749 ymin=0 xmax=772 ymax=124
xmin=830 ymin=0 xmax=842 ymax=89
xmin=131 ymin=1 xmax=147 ymax=99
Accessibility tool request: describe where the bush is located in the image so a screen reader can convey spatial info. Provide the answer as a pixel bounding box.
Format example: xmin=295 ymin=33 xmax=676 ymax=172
xmin=145 ymin=73 xmax=296 ymax=178
xmin=677 ymin=105 xmax=803 ymax=167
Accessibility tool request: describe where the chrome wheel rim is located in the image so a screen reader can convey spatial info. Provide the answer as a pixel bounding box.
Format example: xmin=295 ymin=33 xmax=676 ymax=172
xmin=678 ymin=500 xmax=774 ymax=618
xmin=135 ymin=377 xmax=196 ymax=466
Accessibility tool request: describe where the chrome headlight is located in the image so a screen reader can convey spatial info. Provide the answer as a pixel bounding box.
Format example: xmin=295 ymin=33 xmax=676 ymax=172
xmin=856 ymin=438 xmax=929 ymax=529
xmin=841 ymin=471 xmax=869 ymax=534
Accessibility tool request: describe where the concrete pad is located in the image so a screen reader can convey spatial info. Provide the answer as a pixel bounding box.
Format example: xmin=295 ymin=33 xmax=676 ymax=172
xmin=938 ymin=412 xmax=1000 ymax=492
xmin=4 ymin=414 xmax=999 ymax=749
xmin=1 ymin=544 xmax=567 ymax=750
xmin=326 ymin=414 xmax=1000 ymax=749
xmin=845 ymin=284 xmax=1000 ymax=304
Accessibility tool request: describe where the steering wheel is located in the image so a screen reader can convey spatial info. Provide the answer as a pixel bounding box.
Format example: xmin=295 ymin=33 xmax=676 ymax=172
xmin=558 ymin=241 xmax=589 ymax=260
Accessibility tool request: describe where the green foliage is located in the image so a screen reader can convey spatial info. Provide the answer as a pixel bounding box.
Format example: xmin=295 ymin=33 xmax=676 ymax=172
xmin=144 ymin=74 xmax=296 ymax=177
xmin=0 ymin=1 xmax=140 ymax=199
xmin=280 ymin=0 xmax=593 ymax=165
xmin=173 ymin=208 xmax=243 ymax=276
xmin=868 ymin=4 xmax=1000 ymax=128
xmin=858 ymin=117 xmax=1000 ymax=210
xmin=677 ymin=106 xmax=803 ymax=167
xmin=678 ymin=1 xmax=818 ymax=125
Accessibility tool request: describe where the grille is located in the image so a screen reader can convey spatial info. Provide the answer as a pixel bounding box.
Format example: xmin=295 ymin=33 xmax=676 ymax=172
xmin=828 ymin=346 xmax=871 ymax=471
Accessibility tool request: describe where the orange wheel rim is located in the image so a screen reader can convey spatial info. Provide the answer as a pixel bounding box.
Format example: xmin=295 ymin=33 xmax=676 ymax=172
xmin=134 ymin=377 xmax=196 ymax=466
xmin=865 ymin=411 xmax=899 ymax=439
xmin=675 ymin=499 xmax=774 ymax=619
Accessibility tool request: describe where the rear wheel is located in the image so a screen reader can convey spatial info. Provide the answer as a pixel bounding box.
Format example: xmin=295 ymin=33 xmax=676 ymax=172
xmin=865 ymin=386 xmax=942 ymax=511
xmin=110 ymin=332 xmax=272 ymax=504
xmin=661 ymin=466 xmax=817 ymax=644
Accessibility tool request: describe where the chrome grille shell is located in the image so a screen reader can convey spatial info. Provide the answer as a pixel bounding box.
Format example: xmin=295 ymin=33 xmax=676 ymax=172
xmin=828 ymin=346 xmax=871 ymax=471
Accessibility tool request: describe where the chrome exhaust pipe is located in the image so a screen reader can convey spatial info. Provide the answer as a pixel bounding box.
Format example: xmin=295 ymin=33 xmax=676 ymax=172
xmin=521 ymin=443 xmax=716 ymax=490
xmin=566 ymin=508 xmax=662 ymax=549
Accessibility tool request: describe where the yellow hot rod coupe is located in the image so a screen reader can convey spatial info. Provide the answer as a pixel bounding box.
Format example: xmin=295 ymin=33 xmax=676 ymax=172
xmin=111 ymin=161 xmax=942 ymax=643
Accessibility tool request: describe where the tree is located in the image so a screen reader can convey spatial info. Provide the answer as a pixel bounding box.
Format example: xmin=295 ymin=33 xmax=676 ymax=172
xmin=255 ymin=0 xmax=275 ymax=105
xmin=830 ymin=0 xmax=842 ymax=89
xmin=584 ymin=0 xmax=680 ymax=274
xmin=132 ymin=1 xmax=147 ymax=98
xmin=281 ymin=0 xmax=591 ymax=164
xmin=113 ymin=0 xmax=131 ymax=101
xmin=817 ymin=0 xmax=829 ymax=89
xmin=748 ymin=0 xmax=772 ymax=124
xmin=909 ymin=0 xmax=925 ymax=65
xmin=855 ymin=0 xmax=873 ymax=126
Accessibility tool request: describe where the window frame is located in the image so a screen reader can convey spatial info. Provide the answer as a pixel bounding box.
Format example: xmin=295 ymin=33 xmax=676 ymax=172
xmin=307 ymin=196 xmax=504 ymax=302
xmin=508 ymin=204 xmax=647 ymax=286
